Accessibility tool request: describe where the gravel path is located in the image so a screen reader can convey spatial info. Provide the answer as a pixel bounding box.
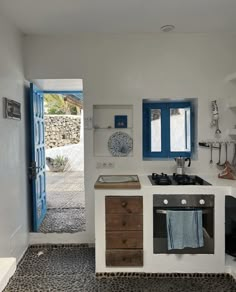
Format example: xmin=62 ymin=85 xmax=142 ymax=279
xmin=39 ymin=171 xmax=85 ymax=233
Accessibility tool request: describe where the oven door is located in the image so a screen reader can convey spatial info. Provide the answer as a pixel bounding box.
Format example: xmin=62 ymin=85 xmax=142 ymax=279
xmin=153 ymin=205 xmax=214 ymax=254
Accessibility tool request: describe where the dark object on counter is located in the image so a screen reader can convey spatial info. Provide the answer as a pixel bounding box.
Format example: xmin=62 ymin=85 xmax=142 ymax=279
xmin=149 ymin=173 xmax=211 ymax=186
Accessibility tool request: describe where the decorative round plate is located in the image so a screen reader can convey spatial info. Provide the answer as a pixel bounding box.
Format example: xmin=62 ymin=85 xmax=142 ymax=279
xmin=108 ymin=131 xmax=133 ymax=157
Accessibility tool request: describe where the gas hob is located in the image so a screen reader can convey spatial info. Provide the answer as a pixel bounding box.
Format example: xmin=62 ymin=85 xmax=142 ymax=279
xmin=149 ymin=173 xmax=211 ymax=186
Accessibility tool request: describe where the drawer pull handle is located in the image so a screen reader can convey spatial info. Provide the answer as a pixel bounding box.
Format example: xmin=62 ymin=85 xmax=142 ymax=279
xmin=122 ymin=239 xmax=127 ymax=244
xmin=122 ymin=221 xmax=127 ymax=226
xmin=122 ymin=257 xmax=126 ymax=261
xmin=121 ymin=201 xmax=127 ymax=207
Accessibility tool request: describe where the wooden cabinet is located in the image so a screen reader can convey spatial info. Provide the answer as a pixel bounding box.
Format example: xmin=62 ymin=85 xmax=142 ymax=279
xmin=106 ymin=214 xmax=143 ymax=231
xmin=106 ymin=231 xmax=143 ymax=249
xmin=106 ymin=250 xmax=143 ymax=267
xmin=105 ymin=196 xmax=143 ymax=214
xmin=105 ymin=196 xmax=143 ymax=267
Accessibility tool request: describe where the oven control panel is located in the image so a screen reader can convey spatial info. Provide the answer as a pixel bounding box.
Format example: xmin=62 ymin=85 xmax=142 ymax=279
xmin=153 ymin=194 xmax=214 ymax=208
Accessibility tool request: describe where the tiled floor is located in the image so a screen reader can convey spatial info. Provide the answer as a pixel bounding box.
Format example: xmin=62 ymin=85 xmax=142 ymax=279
xmin=4 ymin=246 xmax=236 ymax=292
xmin=39 ymin=171 xmax=85 ymax=233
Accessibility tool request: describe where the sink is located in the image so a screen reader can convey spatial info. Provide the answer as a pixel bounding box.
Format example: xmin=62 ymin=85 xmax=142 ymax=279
xmin=98 ymin=175 xmax=139 ymax=183
xmin=95 ymin=175 xmax=141 ymax=189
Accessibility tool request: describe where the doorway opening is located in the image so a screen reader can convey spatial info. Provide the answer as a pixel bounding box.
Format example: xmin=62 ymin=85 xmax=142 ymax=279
xmin=31 ymin=79 xmax=85 ymax=234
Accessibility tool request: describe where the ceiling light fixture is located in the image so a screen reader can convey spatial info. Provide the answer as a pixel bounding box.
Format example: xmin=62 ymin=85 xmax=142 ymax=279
xmin=160 ymin=25 xmax=175 ymax=32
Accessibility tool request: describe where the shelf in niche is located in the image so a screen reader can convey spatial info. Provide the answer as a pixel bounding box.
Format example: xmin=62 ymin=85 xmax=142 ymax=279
xmin=93 ymin=104 xmax=133 ymax=157
xmin=93 ymin=104 xmax=133 ymax=129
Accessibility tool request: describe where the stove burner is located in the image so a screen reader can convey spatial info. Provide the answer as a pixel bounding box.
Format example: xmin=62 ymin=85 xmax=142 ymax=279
xmin=173 ymin=173 xmax=196 ymax=185
xmin=151 ymin=173 xmax=171 ymax=185
xmin=148 ymin=173 xmax=211 ymax=186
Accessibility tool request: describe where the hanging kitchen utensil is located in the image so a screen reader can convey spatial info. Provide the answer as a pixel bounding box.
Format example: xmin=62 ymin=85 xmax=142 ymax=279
xmin=216 ymin=143 xmax=222 ymax=167
xmin=225 ymin=143 xmax=228 ymax=162
xmin=198 ymin=142 xmax=219 ymax=149
xmin=217 ymin=143 xmax=229 ymax=169
xmin=210 ymin=100 xmax=221 ymax=136
xmin=215 ymin=120 xmax=221 ymax=135
xmin=232 ymin=143 xmax=236 ymax=167
xmin=209 ymin=143 xmax=213 ymax=164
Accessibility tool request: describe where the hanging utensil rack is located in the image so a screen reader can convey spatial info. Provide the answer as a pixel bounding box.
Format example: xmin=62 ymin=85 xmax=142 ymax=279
xmin=198 ymin=141 xmax=236 ymax=149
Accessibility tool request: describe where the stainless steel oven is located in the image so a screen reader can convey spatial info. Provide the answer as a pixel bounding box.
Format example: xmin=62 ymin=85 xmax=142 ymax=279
xmin=153 ymin=194 xmax=214 ymax=254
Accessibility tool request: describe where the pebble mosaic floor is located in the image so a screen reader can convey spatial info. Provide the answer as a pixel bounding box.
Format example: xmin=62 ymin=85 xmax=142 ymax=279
xmin=39 ymin=171 xmax=85 ymax=233
xmin=4 ymin=246 xmax=236 ymax=292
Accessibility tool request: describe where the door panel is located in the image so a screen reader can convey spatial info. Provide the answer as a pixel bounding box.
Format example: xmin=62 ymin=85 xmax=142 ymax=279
xmin=30 ymin=83 xmax=47 ymax=231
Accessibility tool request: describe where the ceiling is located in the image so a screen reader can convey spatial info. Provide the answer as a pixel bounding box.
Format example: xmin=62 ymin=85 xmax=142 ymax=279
xmin=1 ymin=0 xmax=236 ymax=35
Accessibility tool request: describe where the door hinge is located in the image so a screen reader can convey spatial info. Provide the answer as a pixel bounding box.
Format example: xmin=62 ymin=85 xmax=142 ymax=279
xmin=28 ymin=161 xmax=40 ymax=180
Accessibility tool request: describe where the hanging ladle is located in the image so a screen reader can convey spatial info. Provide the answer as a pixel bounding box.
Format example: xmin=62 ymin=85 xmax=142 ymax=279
xmin=215 ymin=120 xmax=221 ymax=135
xmin=217 ymin=143 xmax=228 ymax=169
xmin=209 ymin=143 xmax=213 ymax=164
xmin=216 ymin=143 xmax=222 ymax=167
xmin=225 ymin=143 xmax=228 ymax=162
xmin=232 ymin=143 xmax=236 ymax=167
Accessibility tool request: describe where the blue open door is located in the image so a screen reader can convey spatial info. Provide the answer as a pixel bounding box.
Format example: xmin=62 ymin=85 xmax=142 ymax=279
xmin=29 ymin=83 xmax=47 ymax=232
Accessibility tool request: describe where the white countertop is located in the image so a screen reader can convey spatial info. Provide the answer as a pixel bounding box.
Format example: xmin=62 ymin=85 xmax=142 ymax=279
xmin=139 ymin=174 xmax=236 ymax=192
xmin=95 ymin=174 xmax=236 ymax=198
xmin=201 ymin=175 xmax=236 ymax=188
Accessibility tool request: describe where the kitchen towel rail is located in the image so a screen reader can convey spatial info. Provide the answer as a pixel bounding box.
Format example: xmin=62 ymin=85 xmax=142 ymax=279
xmin=155 ymin=209 xmax=211 ymax=214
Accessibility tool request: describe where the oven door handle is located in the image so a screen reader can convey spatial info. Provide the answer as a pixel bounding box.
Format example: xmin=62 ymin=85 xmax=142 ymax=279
xmin=155 ymin=209 xmax=210 ymax=214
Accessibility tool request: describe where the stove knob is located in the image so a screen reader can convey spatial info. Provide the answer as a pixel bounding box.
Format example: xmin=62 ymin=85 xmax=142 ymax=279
xmin=199 ymin=199 xmax=205 ymax=205
xmin=181 ymin=199 xmax=187 ymax=205
xmin=163 ymin=199 xmax=168 ymax=205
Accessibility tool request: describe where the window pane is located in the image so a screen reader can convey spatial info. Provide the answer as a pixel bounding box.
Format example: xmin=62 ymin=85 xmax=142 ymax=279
xmin=170 ymin=108 xmax=191 ymax=152
xmin=151 ymin=109 xmax=161 ymax=152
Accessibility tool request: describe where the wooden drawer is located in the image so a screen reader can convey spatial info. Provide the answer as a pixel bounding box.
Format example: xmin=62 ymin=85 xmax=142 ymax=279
xmin=105 ymin=196 xmax=142 ymax=214
xmin=106 ymin=231 xmax=143 ymax=249
xmin=106 ymin=214 xmax=143 ymax=231
xmin=106 ymin=250 xmax=143 ymax=267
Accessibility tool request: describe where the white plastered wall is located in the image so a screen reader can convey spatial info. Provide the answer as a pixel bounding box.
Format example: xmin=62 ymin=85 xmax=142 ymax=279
xmin=0 ymin=14 xmax=29 ymax=260
xmin=24 ymin=33 xmax=236 ymax=242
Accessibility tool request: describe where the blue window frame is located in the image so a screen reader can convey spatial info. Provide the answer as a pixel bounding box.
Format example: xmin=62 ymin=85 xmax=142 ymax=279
xmin=143 ymin=101 xmax=193 ymax=159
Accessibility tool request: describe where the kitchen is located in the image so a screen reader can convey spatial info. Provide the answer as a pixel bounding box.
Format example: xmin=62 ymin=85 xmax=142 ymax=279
xmin=2 ymin=1 xmax=236 ymax=290
xmin=93 ymin=99 xmax=236 ymax=276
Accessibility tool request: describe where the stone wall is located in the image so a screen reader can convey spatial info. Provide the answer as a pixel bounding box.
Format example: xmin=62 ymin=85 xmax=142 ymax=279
xmin=45 ymin=115 xmax=81 ymax=149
